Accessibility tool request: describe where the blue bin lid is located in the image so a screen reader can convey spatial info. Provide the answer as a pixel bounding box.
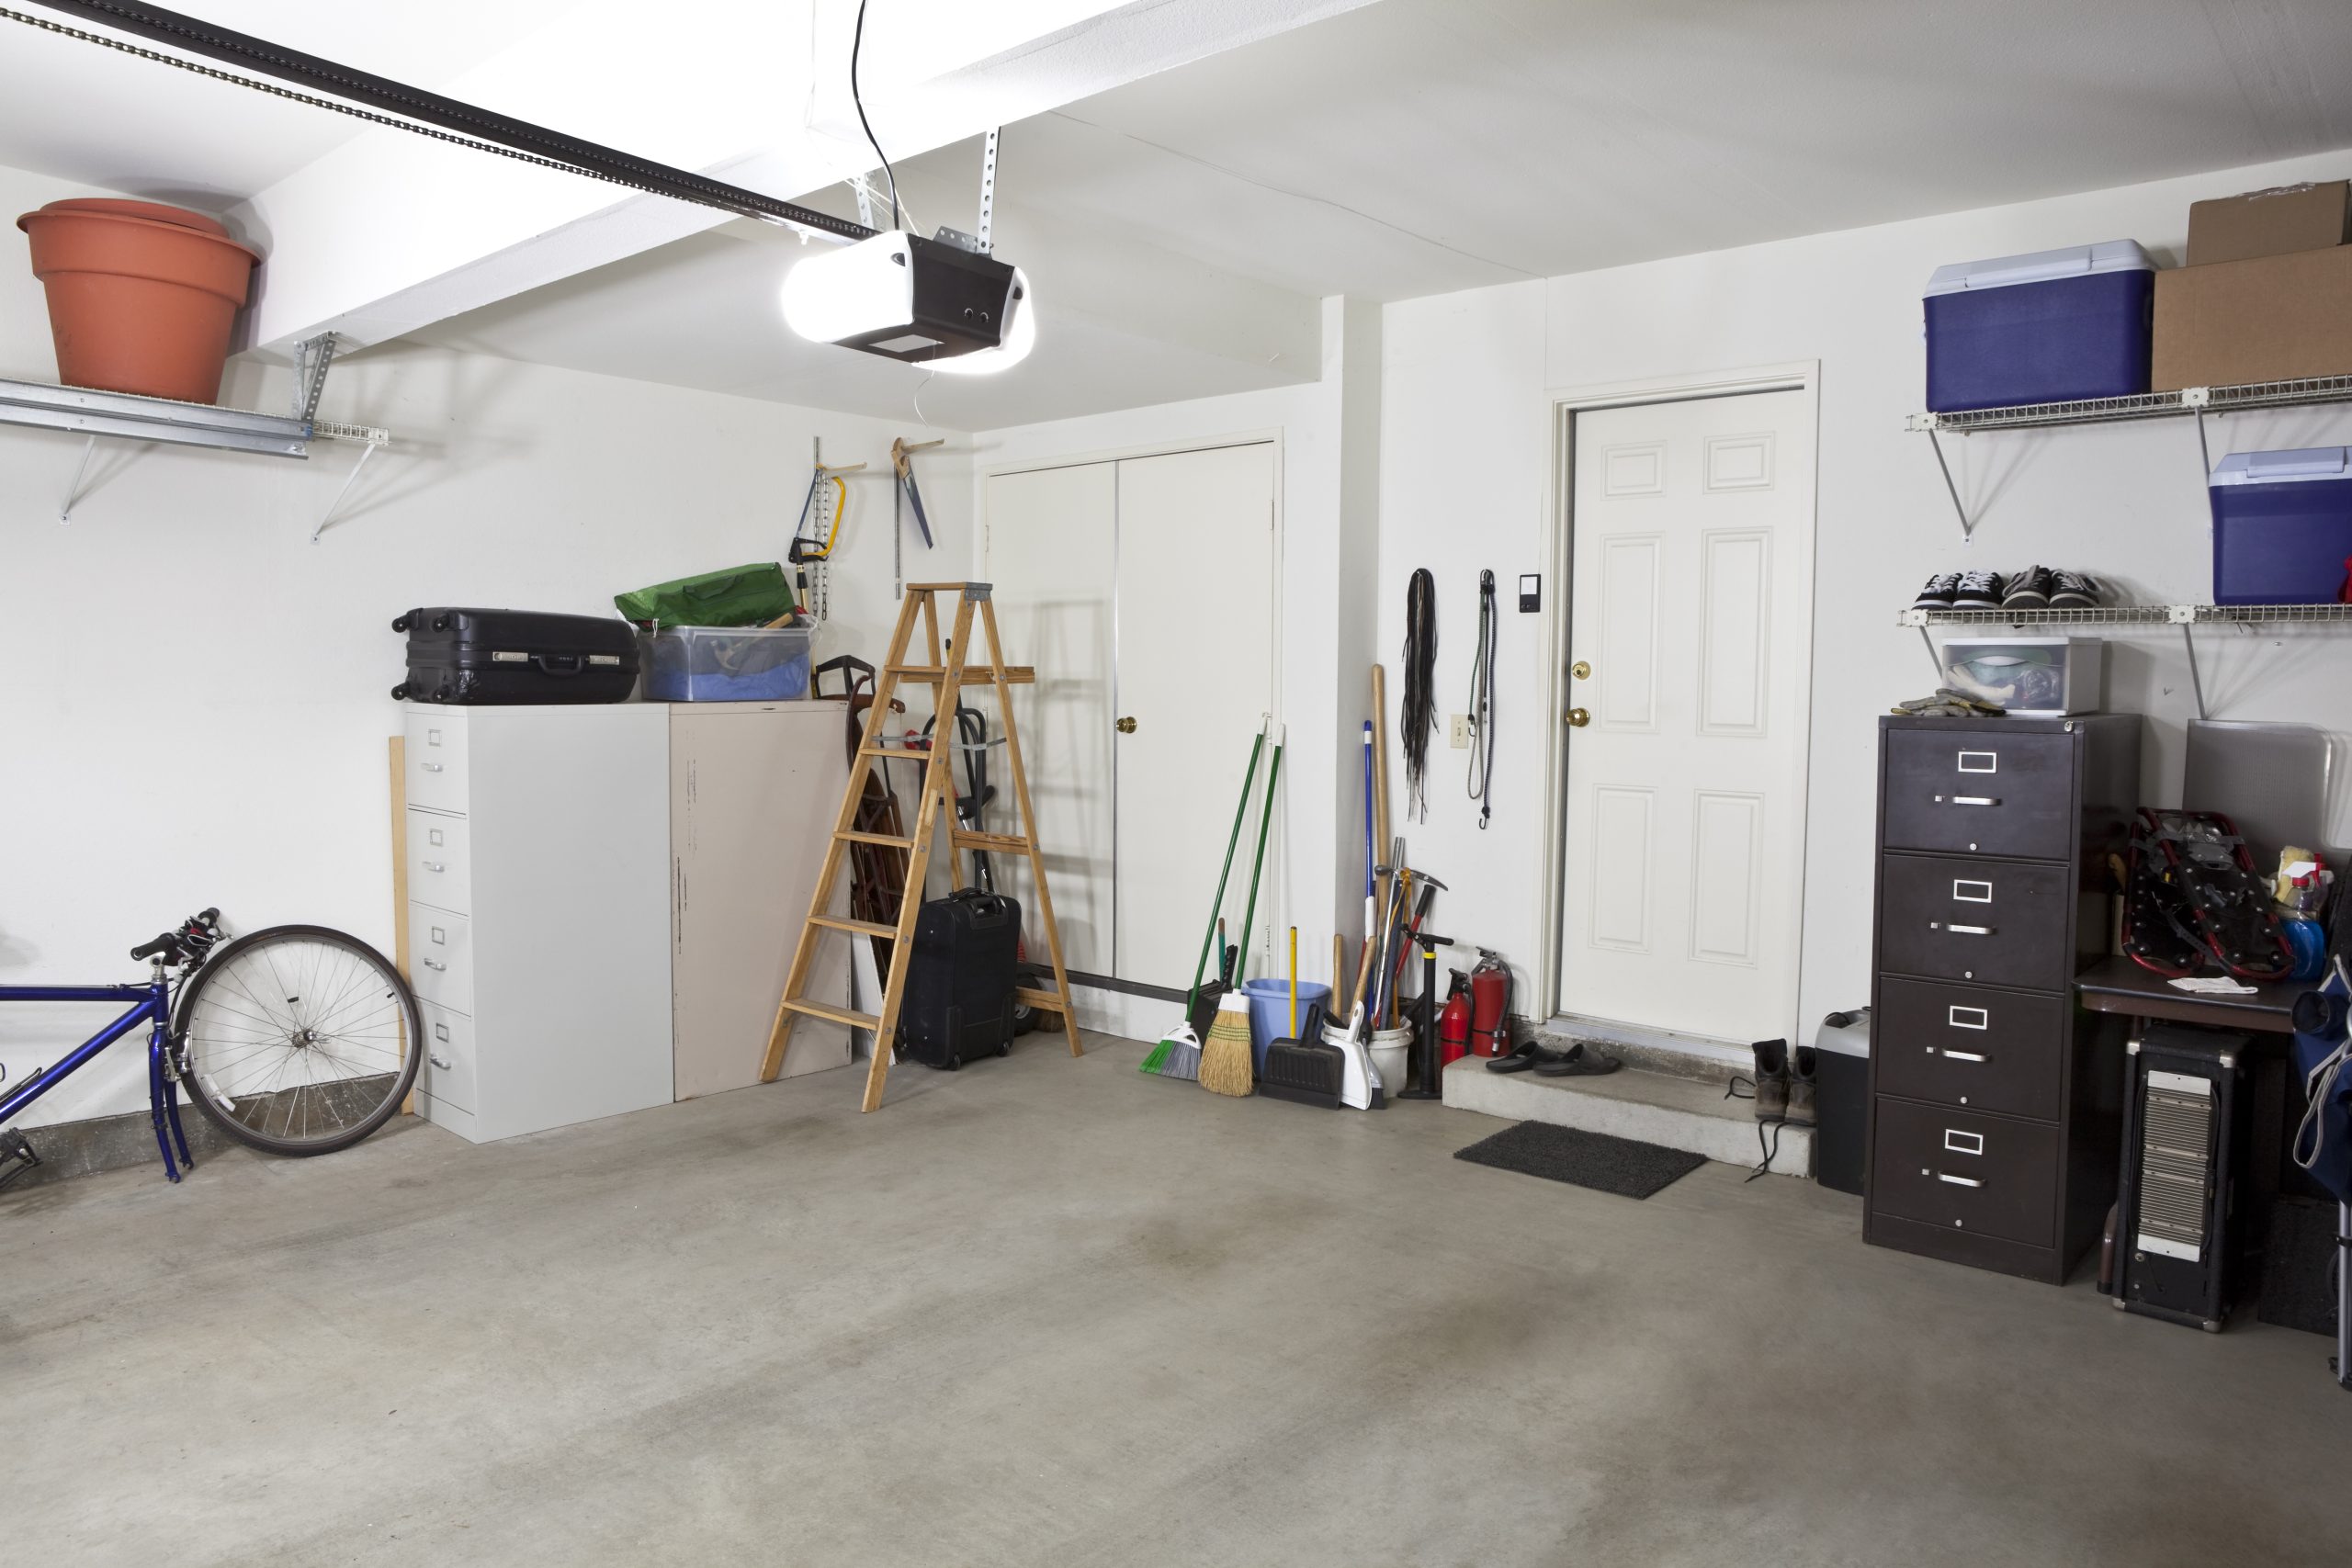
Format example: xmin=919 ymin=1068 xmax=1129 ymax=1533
xmin=1925 ymin=240 xmax=2153 ymax=297
xmin=2209 ymin=446 xmax=2352 ymax=488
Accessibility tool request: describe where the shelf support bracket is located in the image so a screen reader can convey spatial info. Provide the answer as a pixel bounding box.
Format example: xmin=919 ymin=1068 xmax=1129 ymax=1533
xmin=293 ymin=333 xmax=340 ymax=425
xmin=1925 ymin=426 xmax=1973 ymax=543
xmin=2179 ymin=621 xmax=2209 ymax=722
xmin=311 ymin=440 xmax=378 ymax=545
xmin=1917 ymin=624 xmax=1943 ymax=684
xmin=58 ymin=434 xmax=96 ymax=525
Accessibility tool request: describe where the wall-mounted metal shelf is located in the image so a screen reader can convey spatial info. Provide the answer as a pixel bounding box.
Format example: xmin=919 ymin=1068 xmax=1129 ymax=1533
xmin=0 ymin=333 xmax=390 ymax=540
xmin=1905 ymin=374 xmax=2352 ymax=540
xmin=1899 ymin=602 xmax=2352 ymax=720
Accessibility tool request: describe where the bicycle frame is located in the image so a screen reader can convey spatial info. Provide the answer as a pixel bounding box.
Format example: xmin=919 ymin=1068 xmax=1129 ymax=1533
xmin=0 ymin=969 xmax=196 ymax=1182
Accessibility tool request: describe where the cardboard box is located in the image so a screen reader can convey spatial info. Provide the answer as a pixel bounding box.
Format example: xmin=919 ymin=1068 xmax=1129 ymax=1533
xmin=2151 ymin=244 xmax=2352 ymax=389
xmin=2186 ymin=180 xmax=2349 ymax=266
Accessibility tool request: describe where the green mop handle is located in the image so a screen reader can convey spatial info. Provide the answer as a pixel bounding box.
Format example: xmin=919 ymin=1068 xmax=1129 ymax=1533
xmin=1182 ymin=722 xmax=1268 ymax=1012
xmin=1231 ymin=727 xmax=1284 ymax=991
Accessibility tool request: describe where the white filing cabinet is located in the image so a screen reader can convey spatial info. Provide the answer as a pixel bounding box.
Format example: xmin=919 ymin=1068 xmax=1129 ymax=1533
xmin=403 ymin=703 xmax=673 ymax=1142
xmin=670 ymin=703 xmax=855 ymax=1098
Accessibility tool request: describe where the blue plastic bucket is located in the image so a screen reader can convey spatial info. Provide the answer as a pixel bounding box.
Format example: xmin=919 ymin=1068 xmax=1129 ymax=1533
xmin=1239 ymin=978 xmax=1331 ymax=1072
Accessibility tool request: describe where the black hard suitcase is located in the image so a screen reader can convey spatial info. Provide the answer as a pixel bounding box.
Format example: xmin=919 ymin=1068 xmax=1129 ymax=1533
xmin=391 ymin=607 xmax=639 ymax=705
xmin=898 ymin=887 xmax=1021 ymax=1069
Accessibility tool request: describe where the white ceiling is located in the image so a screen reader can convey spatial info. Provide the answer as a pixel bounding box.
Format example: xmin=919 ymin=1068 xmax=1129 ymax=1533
xmin=398 ymin=0 xmax=2352 ymax=427
xmin=0 ymin=1 xmax=577 ymax=204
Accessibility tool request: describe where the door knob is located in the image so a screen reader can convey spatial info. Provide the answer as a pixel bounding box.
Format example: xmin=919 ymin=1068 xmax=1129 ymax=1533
xmin=1571 ymin=660 xmax=1591 ymax=680
xmin=1116 ymin=716 xmax=1137 ymax=734
xmin=1566 ymin=707 xmax=1590 ymax=728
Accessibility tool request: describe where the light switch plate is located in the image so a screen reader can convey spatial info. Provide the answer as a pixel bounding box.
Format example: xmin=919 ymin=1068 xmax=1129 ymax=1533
xmin=1450 ymin=714 xmax=1471 ymax=749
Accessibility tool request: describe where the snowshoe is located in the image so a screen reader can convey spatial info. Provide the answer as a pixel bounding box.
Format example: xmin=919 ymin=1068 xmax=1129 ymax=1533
xmin=2141 ymin=809 xmax=2295 ymax=982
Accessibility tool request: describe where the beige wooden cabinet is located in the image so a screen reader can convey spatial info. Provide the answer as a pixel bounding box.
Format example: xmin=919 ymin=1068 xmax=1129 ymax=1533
xmin=670 ymin=702 xmax=855 ymax=1098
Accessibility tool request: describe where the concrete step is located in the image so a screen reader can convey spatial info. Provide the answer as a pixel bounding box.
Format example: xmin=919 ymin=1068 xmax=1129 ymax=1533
xmin=1440 ymin=1053 xmax=1813 ymax=1178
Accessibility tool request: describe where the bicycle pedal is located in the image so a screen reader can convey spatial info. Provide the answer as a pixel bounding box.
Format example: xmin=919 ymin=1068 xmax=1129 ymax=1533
xmin=0 ymin=1130 xmax=40 ymax=1191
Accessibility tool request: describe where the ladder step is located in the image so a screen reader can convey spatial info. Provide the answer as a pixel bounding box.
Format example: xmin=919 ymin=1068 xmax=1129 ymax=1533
xmin=782 ymin=998 xmax=881 ymax=1031
xmin=858 ymin=745 xmax=937 ymax=759
xmin=887 ymin=665 xmax=1035 ymax=684
xmin=835 ymin=829 xmax=913 ymax=848
xmin=952 ymin=830 xmax=1033 ymax=852
xmin=1015 ymin=987 xmax=1070 ymax=1012
xmin=810 ymin=915 xmax=896 ymax=938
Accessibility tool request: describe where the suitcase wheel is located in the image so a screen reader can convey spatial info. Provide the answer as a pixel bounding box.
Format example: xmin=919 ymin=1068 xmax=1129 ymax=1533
xmin=390 ymin=614 xmax=409 ymax=633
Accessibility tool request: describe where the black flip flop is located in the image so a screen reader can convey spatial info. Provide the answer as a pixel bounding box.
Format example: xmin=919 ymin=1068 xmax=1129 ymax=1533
xmin=1533 ymin=1042 xmax=1623 ymax=1077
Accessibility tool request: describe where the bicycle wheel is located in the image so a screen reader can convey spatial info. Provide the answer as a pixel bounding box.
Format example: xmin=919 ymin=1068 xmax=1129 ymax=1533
xmin=175 ymin=925 xmax=422 ymax=1156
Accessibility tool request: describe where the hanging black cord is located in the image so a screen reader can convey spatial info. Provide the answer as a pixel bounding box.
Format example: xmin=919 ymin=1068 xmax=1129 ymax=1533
xmin=1401 ymin=569 xmax=1438 ymax=824
xmin=851 ymin=0 xmax=901 ymax=231
xmin=1466 ymin=570 xmax=1498 ymax=829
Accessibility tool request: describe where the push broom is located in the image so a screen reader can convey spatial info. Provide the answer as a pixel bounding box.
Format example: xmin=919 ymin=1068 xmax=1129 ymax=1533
xmin=1201 ymin=726 xmax=1283 ymax=1098
xmin=1140 ymin=718 xmax=1269 ymax=1080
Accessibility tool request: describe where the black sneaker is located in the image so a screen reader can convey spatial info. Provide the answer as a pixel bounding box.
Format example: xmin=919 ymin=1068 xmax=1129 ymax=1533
xmin=1951 ymin=570 xmax=2003 ymax=611
xmin=1911 ymin=572 xmax=1960 ymax=611
xmin=2048 ymin=570 xmax=2102 ymax=609
xmin=2000 ymin=565 xmax=2052 ymax=609
xmin=1785 ymin=1046 xmax=1818 ymax=1129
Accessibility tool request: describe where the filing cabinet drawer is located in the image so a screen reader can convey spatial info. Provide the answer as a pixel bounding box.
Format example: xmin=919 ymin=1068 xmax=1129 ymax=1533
xmin=1878 ymin=853 xmax=2073 ymax=993
xmin=1871 ymin=1097 xmax=2058 ymax=1248
xmin=1881 ymin=728 xmax=2074 ymax=861
xmin=1874 ymin=976 xmax=2065 ymax=1122
xmin=404 ymin=712 xmax=469 ymax=814
xmin=415 ymin=999 xmax=477 ymax=1114
xmin=405 ymin=809 xmax=472 ymax=914
xmin=405 ymin=906 xmax=474 ymax=1015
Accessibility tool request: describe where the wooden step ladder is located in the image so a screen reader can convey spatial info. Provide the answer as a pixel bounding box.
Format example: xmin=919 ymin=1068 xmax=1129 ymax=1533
xmin=761 ymin=581 xmax=1082 ymax=1111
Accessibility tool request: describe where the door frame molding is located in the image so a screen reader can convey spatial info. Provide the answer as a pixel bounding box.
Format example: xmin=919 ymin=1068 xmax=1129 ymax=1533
xmin=1535 ymin=360 xmax=1821 ymax=1043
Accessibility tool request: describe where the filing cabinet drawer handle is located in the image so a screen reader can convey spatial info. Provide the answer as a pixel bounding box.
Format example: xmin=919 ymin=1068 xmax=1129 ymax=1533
xmin=1952 ymin=879 xmax=1993 ymax=903
xmin=422 ymin=958 xmax=447 ymax=972
xmin=1949 ymin=795 xmax=1999 ymax=807
xmin=1943 ymin=1130 xmax=1984 ymax=1156
xmin=429 ymin=1054 xmax=453 ymax=1071
xmin=1948 ymin=1006 xmax=1989 ymax=1030
xmin=422 ymin=762 xmax=445 ymax=773
xmin=1943 ymin=923 xmax=1993 ymax=937
xmin=1940 ymin=1049 xmax=1989 ymax=1064
xmin=1937 ymin=1173 xmax=1984 ymax=1189
xmin=424 ymin=861 xmax=446 ymax=873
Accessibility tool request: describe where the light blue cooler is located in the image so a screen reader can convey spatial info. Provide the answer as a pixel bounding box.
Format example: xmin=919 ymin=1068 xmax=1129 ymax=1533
xmin=1924 ymin=241 xmax=2154 ymax=412
xmin=2209 ymin=447 xmax=2352 ymax=605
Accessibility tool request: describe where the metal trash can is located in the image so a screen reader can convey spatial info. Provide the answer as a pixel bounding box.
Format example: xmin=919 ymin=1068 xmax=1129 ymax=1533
xmin=1814 ymin=1008 xmax=1870 ymax=1195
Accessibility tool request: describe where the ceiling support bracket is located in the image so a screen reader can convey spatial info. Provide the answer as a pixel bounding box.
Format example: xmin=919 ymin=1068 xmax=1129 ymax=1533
xmin=978 ymin=128 xmax=998 ymax=253
xmin=293 ymin=333 xmax=340 ymax=423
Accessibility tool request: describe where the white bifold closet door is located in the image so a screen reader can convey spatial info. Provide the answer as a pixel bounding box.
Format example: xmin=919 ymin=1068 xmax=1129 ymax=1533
xmin=984 ymin=443 xmax=1275 ymax=993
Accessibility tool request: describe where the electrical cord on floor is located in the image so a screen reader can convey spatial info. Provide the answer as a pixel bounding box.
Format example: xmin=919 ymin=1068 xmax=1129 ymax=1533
xmin=1465 ymin=569 xmax=1497 ymax=829
xmin=1724 ymin=1075 xmax=1783 ymax=1181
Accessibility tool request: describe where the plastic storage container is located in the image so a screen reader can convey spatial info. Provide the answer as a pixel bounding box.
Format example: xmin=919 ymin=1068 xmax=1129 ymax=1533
xmin=1939 ymin=636 xmax=2103 ymax=716
xmin=642 ymin=625 xmax=814 ymax=702
xmin=2208 ymin=447 xmax=2352 ymax=605
xmin=1924 ymin=241 xmax=2155 ymax=412
xmin=1238 ymin=977 xmax=1332 ymax=1074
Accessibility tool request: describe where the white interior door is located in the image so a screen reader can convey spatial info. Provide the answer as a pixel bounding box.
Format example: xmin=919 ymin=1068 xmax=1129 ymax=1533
xmin=982 ymin=464 xmax=1117 ymax=976
xmin=1555 ymin=389 xmax=1814 ymax=1043
xmin=1114 ymin=446 xmax=1276 ymax=990
xmin=983 ymin=444 xmax=1275 ymax=996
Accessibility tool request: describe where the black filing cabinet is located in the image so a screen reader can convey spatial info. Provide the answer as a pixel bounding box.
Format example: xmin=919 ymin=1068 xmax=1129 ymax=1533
xmin=1864 ymin=714 xmax=2140 ymax=1283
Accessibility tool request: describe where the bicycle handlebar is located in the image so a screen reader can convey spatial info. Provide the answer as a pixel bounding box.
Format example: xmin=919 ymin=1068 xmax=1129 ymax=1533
xmin=130 ymin=909 xmax=223 ymax=964
xmin=130 ymin=932 xmax=179 ymax=962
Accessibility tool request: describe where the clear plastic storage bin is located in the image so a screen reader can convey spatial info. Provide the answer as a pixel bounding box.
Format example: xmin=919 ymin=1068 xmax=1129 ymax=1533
xmin=642 ymin=625 xmax=814 ymax=702
xmin=1939 ymin=637 xmax=2102 ymax=716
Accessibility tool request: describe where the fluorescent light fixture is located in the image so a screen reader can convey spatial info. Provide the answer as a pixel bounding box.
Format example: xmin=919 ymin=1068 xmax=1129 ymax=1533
xmin=780 ymin=231 xmax=1034 ymax=374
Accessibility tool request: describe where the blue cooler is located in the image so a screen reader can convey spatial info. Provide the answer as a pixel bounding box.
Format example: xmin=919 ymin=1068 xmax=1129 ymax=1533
xmin=1924 ymin=241 xmax=2154 ymax=412
xmin=2209 ymin=447 xmax=2352 ymax=605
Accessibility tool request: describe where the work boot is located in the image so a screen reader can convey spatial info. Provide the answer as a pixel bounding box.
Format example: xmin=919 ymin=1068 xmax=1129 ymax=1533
xmin=1750 ymin=1038 xmax=1790 ymax=1123
xmin=1785 ymin=1045 xmax=1818 ymax=1128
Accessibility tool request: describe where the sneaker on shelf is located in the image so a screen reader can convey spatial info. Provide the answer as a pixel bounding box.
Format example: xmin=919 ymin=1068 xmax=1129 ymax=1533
xmin=2048 ymin=570 xmax=2103 ymax=610
xmin=1911 ymin=571 xmax=1961 ymax=611
xmin=1951 ymin=570 xmax=2003 ymax=611
xmin=2000 ymin=565 xmax=2053 ymax=609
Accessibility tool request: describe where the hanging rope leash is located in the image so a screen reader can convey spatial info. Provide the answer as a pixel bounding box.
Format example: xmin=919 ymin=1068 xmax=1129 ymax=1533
xmin=1466 ymin=569 xmax=1497 ymax=829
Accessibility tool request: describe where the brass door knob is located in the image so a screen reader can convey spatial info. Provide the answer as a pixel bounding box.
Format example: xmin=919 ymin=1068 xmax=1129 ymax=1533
xmin=1571 ymin=660 xmax=1591 ymax=680
xmin=1116 ymin=716 xmax=1137 ymax=734
xmin=1566 ymin=707 xmax=1590 ymax=728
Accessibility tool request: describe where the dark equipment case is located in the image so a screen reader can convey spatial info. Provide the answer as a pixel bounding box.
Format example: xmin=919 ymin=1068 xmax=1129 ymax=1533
xmin=391 ymin=607 xmax=639 ymax=705
xmin=898 ymin=887 xmax=1022 ymax=1069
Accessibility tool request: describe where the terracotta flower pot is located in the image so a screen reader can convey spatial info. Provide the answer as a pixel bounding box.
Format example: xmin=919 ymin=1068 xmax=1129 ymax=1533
xmin=16 ymin=197 xmax=262 ymax=404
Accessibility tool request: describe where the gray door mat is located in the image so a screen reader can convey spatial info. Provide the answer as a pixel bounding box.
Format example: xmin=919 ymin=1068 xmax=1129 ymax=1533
xmin=1454 ymin=1120 xmax=1705 ymax=1199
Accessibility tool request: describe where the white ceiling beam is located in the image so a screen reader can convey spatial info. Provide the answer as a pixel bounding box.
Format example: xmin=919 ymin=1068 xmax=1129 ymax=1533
xmin=229 ymin=0 xmax=1380 ymax=354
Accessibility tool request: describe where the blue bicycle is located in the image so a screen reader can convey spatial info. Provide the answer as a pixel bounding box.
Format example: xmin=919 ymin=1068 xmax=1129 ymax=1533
xmin=0 ymin=910 xmax=421 ymax=1190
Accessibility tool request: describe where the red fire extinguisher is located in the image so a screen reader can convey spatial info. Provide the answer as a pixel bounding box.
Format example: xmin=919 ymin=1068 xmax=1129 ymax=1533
xmin=1437 ymin=972 xmax=1472 ymax=1066
xmin=1468 ymin=952 xmax=1513 ymax=1057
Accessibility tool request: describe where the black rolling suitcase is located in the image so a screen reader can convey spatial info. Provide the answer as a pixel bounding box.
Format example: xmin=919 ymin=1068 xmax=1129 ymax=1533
xmin=899 ymin=888 xmax=1021 ymax=1069
xmin=391 ymin=607 xmax=639 ymax=705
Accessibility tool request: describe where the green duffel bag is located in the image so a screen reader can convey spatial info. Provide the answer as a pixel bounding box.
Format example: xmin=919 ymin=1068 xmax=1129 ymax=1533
xmin=614 ymin=562 xmax=797 ymax=628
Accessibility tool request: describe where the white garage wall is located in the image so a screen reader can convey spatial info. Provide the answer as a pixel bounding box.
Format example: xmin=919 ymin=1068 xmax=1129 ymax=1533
xmin=0 ymin=164 xmax=970 ymax=1125
xmin=1381 ymin=145 xmax=2352 ymax=1044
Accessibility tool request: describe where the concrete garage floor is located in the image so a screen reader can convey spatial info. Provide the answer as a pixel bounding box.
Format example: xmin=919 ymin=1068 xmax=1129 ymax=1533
xmin=6 ymin=1032 xmax=2348 ymax=1567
